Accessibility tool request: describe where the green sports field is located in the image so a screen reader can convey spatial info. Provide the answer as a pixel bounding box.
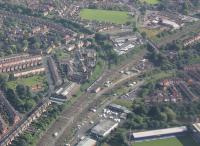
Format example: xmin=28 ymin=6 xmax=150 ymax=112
xmin=6 ymin=75 xmax=46 ymax=90
xmin=80 ymin=9 xmax=131 ymax=24
xmin=133 ymin=136 xmax=199 ymax=146
xmin=140 ymin=0 xmax=160 ymax=4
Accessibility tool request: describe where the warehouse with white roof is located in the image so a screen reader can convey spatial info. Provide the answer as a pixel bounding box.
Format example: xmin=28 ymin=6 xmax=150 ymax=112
xmin=91 ymin=120 xmax=118 ymax=137
xmin=76 ymin=137 xmax=96 ymax=146
xmin=132 ymin=126 xmax=187 ymax=141
xmin=192 ymin=123 xmax=200 ymax=143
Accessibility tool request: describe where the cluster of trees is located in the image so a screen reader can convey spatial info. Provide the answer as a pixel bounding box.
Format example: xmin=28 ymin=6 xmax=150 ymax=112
xmin=6 ymin=84 xmax=39 ymax=113
xmin=55 ymin=18 xmax=93 ymax=34
xmin=0 ymin=26 xmax=27 ymax=56
xmin=94 ymin=33 xmax=118 ymax=66
xmin=0 ymin=2 xmax=34 ymax=16
xmin=0 ymin=16 xmax=65 ymax=56
xmin=28 ymin=31 xmax=62 ymax=50
xmin=147 ymin=41 xmax=200 ymax=71
xmin=10 ymin=104 xmax=64 ymax=146
xmin=100 ymin=129 xmax=128 ymax=146
xmin=124 ymin=100 xmax=200 ymax=131
xmin=124 ymin=103 xmax=177 ymax=130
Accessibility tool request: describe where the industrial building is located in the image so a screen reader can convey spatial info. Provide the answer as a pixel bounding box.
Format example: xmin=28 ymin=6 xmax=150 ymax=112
xmin=50 ymin=82 xmax=76 ymax=104
xmin=76 ymin=137 xmax=96 ymax=146
xmin=192 ymin=123 xmax=200 ymax=143
xmin=91 ymin=120 xmax=118 ymax=137
xmin=132 ymin=126 xmax=187 ymax=142
xmin=108 ymin=104 xmax=131 ymax=114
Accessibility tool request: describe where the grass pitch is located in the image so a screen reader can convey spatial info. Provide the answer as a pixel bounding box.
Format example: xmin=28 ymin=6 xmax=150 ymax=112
xmin=80 ymin=9 xmax=130 ymax=24
xmin=140 ymin=0 xmax=160 ymax=4
xmin=6 ymin=75 xmax=46 ymax=90
xmin=133 ymin=135 xmax=199 ymax=146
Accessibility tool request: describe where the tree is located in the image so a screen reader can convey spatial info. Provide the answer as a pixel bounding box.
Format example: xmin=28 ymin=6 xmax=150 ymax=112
xmin=9 ymin=73 xmax=15 ymax=81
xmin=158 ymin=112 xmax=168 ymax=122
xmin=164 ymin=107 xmax=176 ymax=122
xmin=15 ymin=138 xmax=27 ymax=146
xmin=16 ymin=84 xmax=26 ymax=97
xmin=141 ymin=32 xmax=147 ymax=39
xmin=0 ymin=73 xmax=8 ymax=86
xmin=148 ymin=106 xmax=161 ymax=118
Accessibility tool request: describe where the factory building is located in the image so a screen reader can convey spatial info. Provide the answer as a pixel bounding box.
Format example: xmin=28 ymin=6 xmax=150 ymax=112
xmin=91 ymin=120 xmax=118 ymax=137
xmin=132 ymin=126 xmax=187 ymax=142
xmin=192 ymin=123 xmax=200 ymax=143
xmin=76 ymin=137 xmax=96 ymax=146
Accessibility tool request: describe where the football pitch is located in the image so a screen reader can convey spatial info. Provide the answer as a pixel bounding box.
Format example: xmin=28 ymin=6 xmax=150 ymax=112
xmin=133 ymin=136 xmax=199 ymax=146
xmin=140 ymin=0 xmax=160 ymax=5
xmin=80 ymin=9 xmax=131 ymax=24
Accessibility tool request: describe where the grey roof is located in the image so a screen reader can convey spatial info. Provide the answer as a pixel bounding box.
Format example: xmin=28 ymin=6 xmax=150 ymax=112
xmin=91 ymin=120 xmax=118 ymax=137
xmin=108 ymin=103 xmax=131 ymax=114
xmin=76 ymin=138 xmax=96 ymax=146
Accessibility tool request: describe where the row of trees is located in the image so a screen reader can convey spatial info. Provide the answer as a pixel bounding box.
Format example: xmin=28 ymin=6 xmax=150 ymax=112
xmin=10 ymin=104 xmax=64 ymax=146
xmin=123 ymin=99 xmax=200 ymax=131
xmin=0 ymin=73 xmax=42 ymax=113
xmin=147 ymin=40 xmax=200 ymax=71
xmin=6 ymin=84 xmax=38 ymax=113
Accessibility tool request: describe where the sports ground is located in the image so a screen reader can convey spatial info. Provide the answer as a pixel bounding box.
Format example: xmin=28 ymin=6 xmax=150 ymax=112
xmin=80 ymin=9 xmax=130 ymax=24
xmin=140 ymin=0 xmax=160 ymax=5
xmin=133 ymin=136 xmax=199 ymax=146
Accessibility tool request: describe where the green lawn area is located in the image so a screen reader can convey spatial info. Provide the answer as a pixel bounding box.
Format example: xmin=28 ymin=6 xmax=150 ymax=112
xmin=140 ymin=27 xmax=162 ymax=40
xmin=6 ymin=75 xmax=46 ymax=90
xmin=113 ymin=99 xmax=133 ymax=109
xmin=80 ymin=9 xmax=131 ymax=24
xmin=133 ymin=136 xmax=199 ymax=146
xmin=140 ymin=0 xmax=160 ymax=4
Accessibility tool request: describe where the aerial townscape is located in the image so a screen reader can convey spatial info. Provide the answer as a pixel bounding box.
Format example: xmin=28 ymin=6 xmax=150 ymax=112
xmin=1 ymin=0 xmax=200 ymax=146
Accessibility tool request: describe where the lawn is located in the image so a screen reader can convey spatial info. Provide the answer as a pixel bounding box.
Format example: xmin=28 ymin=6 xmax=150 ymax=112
xmin=133 ymin=136 xmax=199 ymax=146
xmin=80 ymin=9 xmax=131 ymax=24
xmin=6 ymin=75 xmax=46 ymax=90
xmin=113 ymin=99 xmax=133 ymax=109
xmin=140 ymin=0 xmax=160 ymax=4
xmin=140 ymin=27 xmax=162 ymax=40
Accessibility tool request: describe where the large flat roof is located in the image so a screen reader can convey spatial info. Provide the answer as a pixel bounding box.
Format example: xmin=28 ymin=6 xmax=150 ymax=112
xmin=133 ymin=126 xmax=187 ymax=139
xmin=193 ymin=123 xmax=200 ymax=133
xmin=76 ymin=138 xmax=96 ymax=146
xmin=91 ymin=120 xmax=118 ymax=137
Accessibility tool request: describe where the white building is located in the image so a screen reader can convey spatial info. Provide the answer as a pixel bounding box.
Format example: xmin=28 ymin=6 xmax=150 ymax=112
xmin=76 ymin=137 xmax=96 ymax=146
xmin=192 ymin=123 xmax=200 ymax=143
xmin=91 ymin=120 xmax=118 ymax=137
xmin=132 ymin=126 xmax=187 ymax=141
